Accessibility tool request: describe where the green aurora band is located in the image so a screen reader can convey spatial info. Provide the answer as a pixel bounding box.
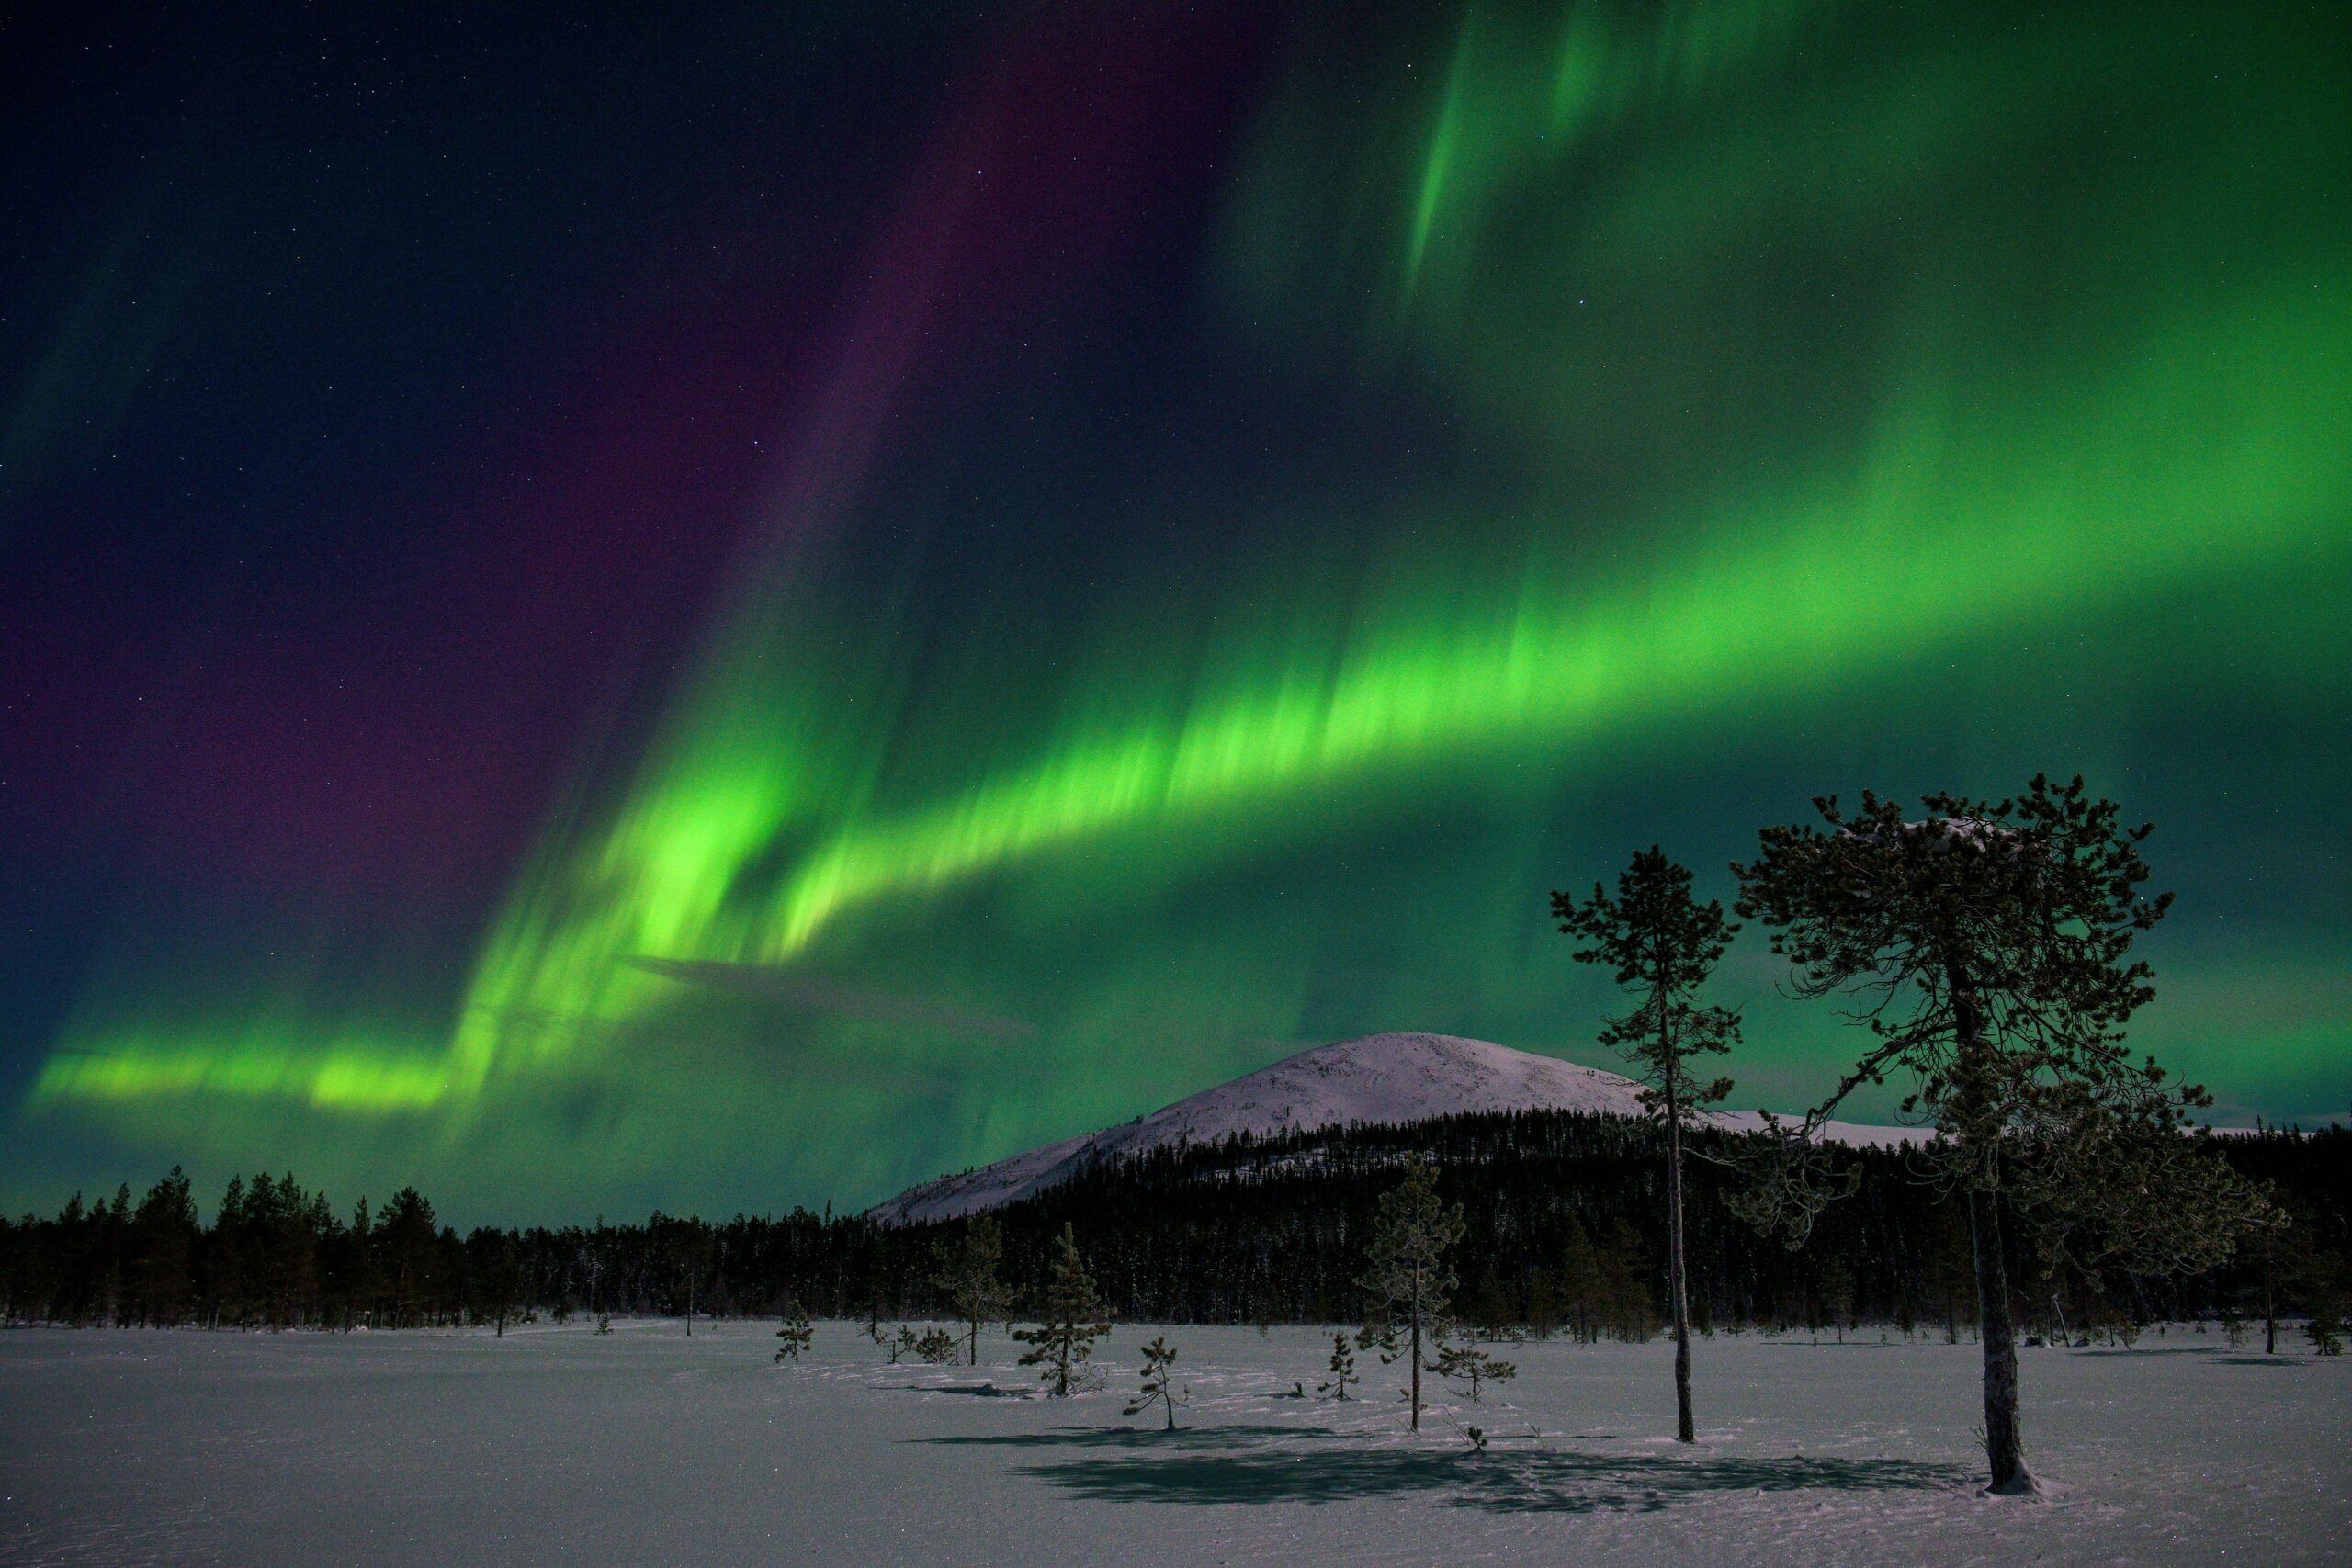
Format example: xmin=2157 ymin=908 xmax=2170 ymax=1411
xmin=22 ymin=0 xmax=2350 ymax=1217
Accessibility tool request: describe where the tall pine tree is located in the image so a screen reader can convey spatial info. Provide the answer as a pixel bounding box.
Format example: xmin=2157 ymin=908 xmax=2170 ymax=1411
xmin=1732 ymin=774 xmax=2276 ymax=1494
xmin=932 ymin=1215 xmax=1014 ymax=1368
xmin=1357 ymin=1153 xmax=1465 ymax=1432
xmin=1554 ymin=846 xmax=1737 ymax=1442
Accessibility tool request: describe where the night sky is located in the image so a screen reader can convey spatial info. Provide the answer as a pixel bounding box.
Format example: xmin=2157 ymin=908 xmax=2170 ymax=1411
xmin=5 ymin=2 xmax=2346 ymax=1223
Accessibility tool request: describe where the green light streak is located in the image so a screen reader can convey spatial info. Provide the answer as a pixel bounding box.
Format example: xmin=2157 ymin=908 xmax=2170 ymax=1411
xmin=20 ymin=0 xmax=2347 ymax=1213
xmin=762 ymin=285 xmax=2346 ymax=954
xmin=1547 ymin=6 xmax=1610 ymax=141
xmin=35 ymin=1033 xmax=453 ymax=1114
xmin=39 ymin=279 xmax=2346 ymax=1122
xmin=1405 ymin=17 xmax=1475 ymax=298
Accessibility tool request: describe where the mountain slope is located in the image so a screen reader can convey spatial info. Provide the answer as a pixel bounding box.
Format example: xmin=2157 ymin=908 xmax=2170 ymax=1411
xmin=871 ymin=1032 xmax=1919 ymax=1223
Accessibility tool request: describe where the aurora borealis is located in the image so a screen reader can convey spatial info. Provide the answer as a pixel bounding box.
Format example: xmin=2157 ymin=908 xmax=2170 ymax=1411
xmin=4 ymin=2 xmax=2346 ymax=1222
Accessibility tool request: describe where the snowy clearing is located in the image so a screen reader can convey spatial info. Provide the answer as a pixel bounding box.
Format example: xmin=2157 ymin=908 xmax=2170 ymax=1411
xmin=1 ymin=1322 xmax=2343 ymax=1566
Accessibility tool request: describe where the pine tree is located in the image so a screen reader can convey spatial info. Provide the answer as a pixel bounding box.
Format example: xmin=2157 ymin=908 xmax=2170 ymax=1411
xmin=1014 ymin=1224 xmax=1110 ymax=1397
xmin=128 ymin=1168 xmax=198 ymax=1327
xmin=1815 ymin=1260 xmax=1855 ymax=1344
xmin=1599 ymin=1220 xmax=1658 ymax=1342
xmin=1921 ymin=1201 xmax=1973 ymax=1344
xmin=914 ymin=1326 xmax=961 ymax=1363
xmin=1556 ymin=1217 xmax=1605 ymax=1344
xmin=933 ymin=1215 xmax=1014 ymax=1368
xmin=2308 ymin=1300 xmax=2345 ymax=1357
xmin=1555 ymin=846 xmax=1738 ymax=1441
xmin=2280 ymin=1200 xmax=2346 ymax=1358
xmin=1432 ymin=1337 xmax=1517 ymax=1404
xmin=1317 ymin=1332 xmax=1359 ymax=1400
xmin=774 ymin=1301 xmax=814 ymax=1364
xmin=344 ymin=1196 xmax=376 ymax=1328
xmin=1523 ymin=1267 xmax=1562 ymax=1340
xmin=377 ymin=1187 xmax=438 ymax=1330
xmin=1458 ymin=1269 xmax=1512 ymax=1337
xmin=2257 ymin=1203 xmax=2283 ymax=1355
xmin=470 ymin=1230 xmax=524 ymax=1337
xmin=660 ymin=1215 xmax=713 ymax=1336
xmin=1357 ymin=1153 xmax=1465 ymax=1432
xmin=337 ymin=1196 xmax=379 ymax=1331
xmin=1731 ymin=774 xmax=2278 ymax=1493
xmin=1124 ymin=1336 xmax=1185 ymax=1429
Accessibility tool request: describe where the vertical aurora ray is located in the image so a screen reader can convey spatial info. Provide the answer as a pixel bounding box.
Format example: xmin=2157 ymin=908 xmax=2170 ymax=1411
xmin=1403 ymin=14 xmax=1474 ymax=299
xmin=17 ymin=0 xmax=2349 ymax=1214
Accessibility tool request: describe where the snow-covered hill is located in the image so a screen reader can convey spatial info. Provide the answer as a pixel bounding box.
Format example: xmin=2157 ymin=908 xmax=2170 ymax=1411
xmin=870 ymin=1032 xmax=1922 ymax=1224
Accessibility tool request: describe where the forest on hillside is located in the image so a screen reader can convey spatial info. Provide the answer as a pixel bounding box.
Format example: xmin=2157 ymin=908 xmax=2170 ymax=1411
xmin=5 ymin=1112 xmax=2345 ymax=1342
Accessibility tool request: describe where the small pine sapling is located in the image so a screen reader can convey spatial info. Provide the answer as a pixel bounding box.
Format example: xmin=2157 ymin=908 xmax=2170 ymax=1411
xmin=1432 ymin=1337 xmax=1518 ymax=1404
xmin=2309 ymin=1296 xmax=2346 ymax=1357
xmin=2283 ymin=1200 xmax=2346 ymax=1358
xmin=594 ymin=1312 xmax=613 ymax=1337
xmin=1014 ymin=1224 xmax=1112 ymax=1397
xmin=1318 ymin=1332 xmax=1359 ymax=1401
xmin=1124 ymin=1336 xmax=1187 ymax=1430
xmin=914 ymin=1326 xmax=961 ymax=1364
xmin=774 ymin=1302 xmax=813 ymax=1364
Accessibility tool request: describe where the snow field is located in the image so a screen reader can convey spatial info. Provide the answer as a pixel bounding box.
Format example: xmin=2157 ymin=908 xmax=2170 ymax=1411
xmin=1 ymin=1322 xmax=2343 ymax=1566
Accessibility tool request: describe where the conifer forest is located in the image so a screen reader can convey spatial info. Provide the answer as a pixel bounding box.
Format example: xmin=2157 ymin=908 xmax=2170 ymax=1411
xmin=9 ymin=1115 xmax=2342 ymax=1344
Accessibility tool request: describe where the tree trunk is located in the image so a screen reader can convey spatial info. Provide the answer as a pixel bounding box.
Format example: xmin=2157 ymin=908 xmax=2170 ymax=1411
xmin=1667 ymin=1102 xmax=1696 ymax=1443
xmin=1409 ymin=1290 xmax=1423 ymax=1432
xmin=2262 ymin=1235 xmax=2278 ymax=1355
xmin=1946 ymin=963 xmax=2034 ymax=1495
xmin=1968 ymin=1184 xmax=2032 ymax=1494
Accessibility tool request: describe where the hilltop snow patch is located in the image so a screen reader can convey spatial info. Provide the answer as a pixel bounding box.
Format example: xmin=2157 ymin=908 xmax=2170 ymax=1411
xmin=871 ymin=1032 xmax=1921 ymax=1224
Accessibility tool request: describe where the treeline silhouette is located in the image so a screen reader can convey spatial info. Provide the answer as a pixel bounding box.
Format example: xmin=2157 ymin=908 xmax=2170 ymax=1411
xmin=4 ymin=1113 xmax=2342 ymax=1337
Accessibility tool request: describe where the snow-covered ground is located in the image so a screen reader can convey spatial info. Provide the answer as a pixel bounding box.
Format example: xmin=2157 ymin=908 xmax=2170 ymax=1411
xmin=3 ymin=1322 xmax=2342 ymax=1566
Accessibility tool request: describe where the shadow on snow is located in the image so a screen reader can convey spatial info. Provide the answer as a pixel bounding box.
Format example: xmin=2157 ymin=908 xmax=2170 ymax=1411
xmin=896 ymin=1381 xmax=1035 ymax=1398
xmin=922 ymin=1423 xmax=1340 ymax=1450
xmin=914 ymin=1427 xmax=1964 ymax=1512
